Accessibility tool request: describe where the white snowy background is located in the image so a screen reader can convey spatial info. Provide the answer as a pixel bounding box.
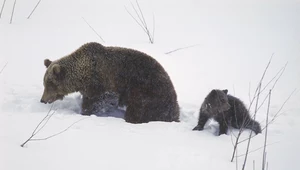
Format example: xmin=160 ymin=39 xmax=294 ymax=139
xmin=0 ymin=0 xmax=299 ymax=170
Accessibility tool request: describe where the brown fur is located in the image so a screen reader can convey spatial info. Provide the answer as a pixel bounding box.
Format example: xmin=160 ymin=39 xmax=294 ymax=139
xmin=41 ymin=42 xmax=179 ymax=123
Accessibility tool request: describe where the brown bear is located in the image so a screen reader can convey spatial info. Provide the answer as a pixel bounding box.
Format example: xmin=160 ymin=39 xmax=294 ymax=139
xmin=193 ymin=89 xmax=261 ymax=135
xmin=40 ymin=42 xmax=179 ymax=123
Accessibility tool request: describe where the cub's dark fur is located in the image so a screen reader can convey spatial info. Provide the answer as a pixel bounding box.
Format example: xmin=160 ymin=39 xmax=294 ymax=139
xmin=193 ymin=89 xmax=261 ymax=135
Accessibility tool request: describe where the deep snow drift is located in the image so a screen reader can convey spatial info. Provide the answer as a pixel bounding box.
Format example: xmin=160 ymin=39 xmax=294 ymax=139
xmin=0 ymin=0 xmax=299 ymax=170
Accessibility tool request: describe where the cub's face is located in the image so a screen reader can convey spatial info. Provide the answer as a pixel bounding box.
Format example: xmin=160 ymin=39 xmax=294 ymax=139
xmin=201 ymin=89 xmax=231 ymax=115
xmin=40 ymin=59 xmax=66 ymax=104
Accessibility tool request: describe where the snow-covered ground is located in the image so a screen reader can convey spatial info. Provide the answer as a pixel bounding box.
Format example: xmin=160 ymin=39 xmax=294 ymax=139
xmin=0 ymin=0 xmax=299 ymax=170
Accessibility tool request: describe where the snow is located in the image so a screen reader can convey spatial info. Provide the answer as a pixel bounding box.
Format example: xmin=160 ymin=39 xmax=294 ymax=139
xmin=0 ymin=0 xmax=300 ymax=170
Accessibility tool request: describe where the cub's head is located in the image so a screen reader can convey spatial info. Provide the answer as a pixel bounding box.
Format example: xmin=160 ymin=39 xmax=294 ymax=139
xmin=201 ymin=89 xmax=231 ymax=115
xmin=40 ymin=59 xmax=67 ymax=104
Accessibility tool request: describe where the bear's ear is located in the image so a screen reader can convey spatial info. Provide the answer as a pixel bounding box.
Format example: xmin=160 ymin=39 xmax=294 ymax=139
xmin=210 ymin=89 xmax=217 ymax=96
xmin=44 ymin=59 xmax=52 ymax=68
xmin=223 ymin=89 xmax=228 ymax=94
xmin=52 ymin=64 xmax=61 ymax=75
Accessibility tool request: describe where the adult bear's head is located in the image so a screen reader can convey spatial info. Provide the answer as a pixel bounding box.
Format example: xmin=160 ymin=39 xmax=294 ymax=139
xmin=40 ymin=59 xmax=67 ymax=104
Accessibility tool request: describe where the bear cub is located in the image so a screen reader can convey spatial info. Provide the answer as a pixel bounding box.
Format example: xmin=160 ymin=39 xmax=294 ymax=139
xmin=193 ymin=89 xmax=261 ymax=136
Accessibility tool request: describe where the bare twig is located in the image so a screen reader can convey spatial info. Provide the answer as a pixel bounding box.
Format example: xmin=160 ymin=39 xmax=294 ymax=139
xmin=34 ymin=108 xmax=56 ymax=135
xmin=27 ymin=0 xmax=42 ymax=19
xmin=21 ymin=104 xmax=87 ymax=147
xmin=135 ymin=0 xmax=147 ymax=28
xmin=0 ymin=0 xmax=7 ymax=18
xmin=82 ymin=17 xmax=105 ymax=43
xmin=152 ymin=13 xmax=155 ymax=43
xmin=262 ymin=89 xmax=296 ymax=130
xmin=255 ymin=63 xmax=287 ymax=116
xmin=253 ymin=160 xmax=255 ymax=170
xmin=238 ymin=89 xmax=296 ymax=144
xmin=248 ymin=54 xmax=273 ymax=111
xmin=237 ymin=141 xmax=280 ymax=158
xmin=248 ymin=82 xmax=252 ymax=104
xmin=165 ymin=44 xmax=200 ymax=55
xmin=125 ymin=0 xmax=154 ymax=43
xmin=236 ymin=146 xmax=239 ymax=170
xmin=262 ymin=90 xmax=271 ymax=170
xmin=10 ymin=0 xmax=16 ymax=24
xmin=125 ymin=6 xmax=147 ymax=34
xmin=231 ymin=56 xmax=272 ymax=162
xmin=30 ymin=118 xmax=87 ymax=141
xmin=230 ymin=128 xmax=236 ymax=146
xmin=231 ymin=129 xmax=243 ymax=162
xmin=231 ymin=55 xmax=273 ymax=162
xmin=260 ymin=63 xmax=287 ymax=93
xmin=21 ymin=104 xmax=55 ymax=147
xmin=0 ymin=62 xmax=8 ymax=74
xmin=241 ymin=83 xmax=262 ymax=170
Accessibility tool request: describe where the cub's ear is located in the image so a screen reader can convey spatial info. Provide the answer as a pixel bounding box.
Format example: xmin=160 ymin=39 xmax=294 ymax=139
xmin=44 ymin=59 xmax=52 ymax=68
xmin=52 ymin=64 xmax=61 ymax=75
xmin=223 ymin=89 xmax=228 ymax=94
xmin=210 ymin=89 xmax=217 ymax=96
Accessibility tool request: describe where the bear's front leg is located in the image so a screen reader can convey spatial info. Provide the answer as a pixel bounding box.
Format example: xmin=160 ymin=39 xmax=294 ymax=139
xmin=215 ymin=113 xmax=229 ymax=135
xmin=81 ymin=96 xmax=98 ymax=116
xmin=193 ymin=112 xmax=210 ymax=131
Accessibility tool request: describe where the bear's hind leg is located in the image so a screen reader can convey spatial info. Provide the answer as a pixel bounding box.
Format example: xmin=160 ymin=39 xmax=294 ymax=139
xmin=124 ymin=105 xmax=146 ymax=123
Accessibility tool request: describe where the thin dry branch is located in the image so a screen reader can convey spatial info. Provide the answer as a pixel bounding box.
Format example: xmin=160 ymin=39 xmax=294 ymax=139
xmin=247 ymin=54 xmax=273 ymax=111
xmin=248 ymin=82 xmax=252 ymax=103
xmin=82 ymin=17 xmax=105 ymax=43
xmin=237 ymin=141 xmax=280 ymax=158
xmin=21 ymin=104 xmax=87 ymax=147
xmin=241 ymin=83 xmax=262 ymax=170
xmin=262 ymin=89 xmax=296 ymax=130
xmin=135 ymin=0 xmax=147 ymax=28
xmin=135 ymin=0 xmax=153 ymax=43
xmin=30 ymin=118 xmax=87 ymax=141
xmin=236 ymin=147 xmax=239 ymax=170
xmin=125 ymin=6 xmax=147 ymax=33
xmin=231 ymin=56 xmax=273 ymax=162
xmin=0 ymin=62 xmax=8 ymax=74
xmin=125 ymin=0 xmax=154 ymax=43
xmin=152 ymin=13 xmax=155 ymax=43
xmin=0 ymin=0 xmax=7 ymax=18
xmin=165 ymin=44 xmax=200 ymax=55
xmin=21 ymin=104 xmax=55 ymax=147
xmin=262 ymin=90 xmax=271 ymax=170
xmin=231 ymin=130 xmax=243 ymax=162
xmin=27 ymin=0 xmax=42 ymax=19
xmin=260 ymin=63 xmax=287 ymax=93
xmin=238 ymin=89 xmax=296 ymax=144
xmin=130 ymin=1 xmax=147 ymax=30
xmin=10 ymin=0 xmax=16 ymax=24
xmin=254 ymin=63 xmax=287 ymax=116
xmin=34 ymin=108 xmax=56 ymax=135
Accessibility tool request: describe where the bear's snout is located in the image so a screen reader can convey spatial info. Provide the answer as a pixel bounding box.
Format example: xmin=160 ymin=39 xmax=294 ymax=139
xmin=40 ymin=99 xmax=47 ymax=104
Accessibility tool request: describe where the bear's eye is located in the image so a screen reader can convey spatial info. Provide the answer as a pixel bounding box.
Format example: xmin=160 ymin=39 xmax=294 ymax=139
xmin=46 ymin=81 xmax=58 ymax=90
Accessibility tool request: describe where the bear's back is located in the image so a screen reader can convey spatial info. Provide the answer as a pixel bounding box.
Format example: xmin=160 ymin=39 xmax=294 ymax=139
xmin=104 ymin=46 xmax=172 ymax=87
xmin=226 ymin=95 xmax=250 ymax=121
